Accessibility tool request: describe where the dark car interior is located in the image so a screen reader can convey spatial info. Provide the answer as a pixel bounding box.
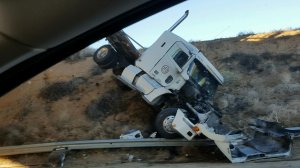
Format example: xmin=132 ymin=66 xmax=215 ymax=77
xmin=0 ymin=0 xmax=184 ymax=96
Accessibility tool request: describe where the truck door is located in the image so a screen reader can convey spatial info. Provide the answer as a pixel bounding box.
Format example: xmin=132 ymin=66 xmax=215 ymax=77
xmin=150 ymin=42 xmax=191 ymax=90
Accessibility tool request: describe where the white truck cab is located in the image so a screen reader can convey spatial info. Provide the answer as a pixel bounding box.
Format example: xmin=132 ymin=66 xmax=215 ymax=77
xmin=119 ymin=30 xmax=224 ymax=106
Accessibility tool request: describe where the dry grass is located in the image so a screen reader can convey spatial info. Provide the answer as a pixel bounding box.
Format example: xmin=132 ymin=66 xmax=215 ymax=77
xmin=240 ymin=30 xmax=300 ymax=42
xmin=39 ymin=77 xmax=87 ymax=101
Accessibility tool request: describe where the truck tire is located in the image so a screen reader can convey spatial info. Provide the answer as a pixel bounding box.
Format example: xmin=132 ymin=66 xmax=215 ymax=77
xmin=93 ymin=45 xmax=118 ymax=69
xmin=155 ymin=108 xmax=179 ymax=139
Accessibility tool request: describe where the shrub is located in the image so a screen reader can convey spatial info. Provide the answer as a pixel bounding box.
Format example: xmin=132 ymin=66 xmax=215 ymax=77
xmin=39 ymin=77 xmax=87 ymax=101
xmin=223 ymin=53 xmax=261 ymax=71
xmin=237 ymin=31 xmax=255 ymax=37
xmin=85 ymin=89 xmax=123 ymax=120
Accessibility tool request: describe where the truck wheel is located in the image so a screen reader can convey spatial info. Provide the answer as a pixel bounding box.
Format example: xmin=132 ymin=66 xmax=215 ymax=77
xmin=155 ymin=108 xmax=179 ymax=139
xmin=93 ymin=45 xmax=118 ymax=69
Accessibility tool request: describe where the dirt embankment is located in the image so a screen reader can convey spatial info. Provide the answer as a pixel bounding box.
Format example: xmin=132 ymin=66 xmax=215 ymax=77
xmin=193 ymin=30 xmax=300 ymax=130
xmin=0 ymin=30 xmax=299 ymax=166
xmin=0 ymin=58 xmax=156 ymax=146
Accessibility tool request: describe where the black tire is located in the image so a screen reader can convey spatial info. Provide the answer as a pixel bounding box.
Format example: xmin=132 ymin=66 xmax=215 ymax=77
xmin=155 ymin=108 xmax=179 ymax=139
xmin=98 ymin=57 xmax=117 ymax=69
xmin=93 ymin=45 xmax=118 ymax=69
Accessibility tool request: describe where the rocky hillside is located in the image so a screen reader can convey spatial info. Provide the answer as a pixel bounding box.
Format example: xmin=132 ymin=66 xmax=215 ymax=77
xmin=0 ymin=30 xmax=299 ymax=146
xmin=194 ymin=30 xmax=300 ymax=130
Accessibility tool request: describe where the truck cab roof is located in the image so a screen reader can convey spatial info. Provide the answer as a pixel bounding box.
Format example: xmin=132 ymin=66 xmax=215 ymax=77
xmin=135 ymin=31 xmax=224 ymax=85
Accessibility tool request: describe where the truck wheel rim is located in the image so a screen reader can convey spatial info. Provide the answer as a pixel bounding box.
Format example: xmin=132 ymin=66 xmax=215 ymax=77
xmin=163 ymin=116 xmax=175 ymax=133
xmin=97 ymin=48 xmax=108 ymax=59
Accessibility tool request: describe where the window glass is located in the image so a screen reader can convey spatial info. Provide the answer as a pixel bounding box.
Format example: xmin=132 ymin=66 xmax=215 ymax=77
xmin=167 ymin=42 xmax=190 ymax=68
xmin=173 ymin=50 xmax=189 ymax=68
xmin=188 ymin=60 xmax=218 ymax=98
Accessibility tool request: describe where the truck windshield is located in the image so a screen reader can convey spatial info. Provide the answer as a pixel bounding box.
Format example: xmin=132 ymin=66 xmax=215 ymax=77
xmin=188 ymin=60 xmax=218 ymax=98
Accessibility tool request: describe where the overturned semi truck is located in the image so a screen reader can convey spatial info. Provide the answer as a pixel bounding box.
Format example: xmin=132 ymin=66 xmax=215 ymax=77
xmin=93 ymin=10 xmax=300 ymax=163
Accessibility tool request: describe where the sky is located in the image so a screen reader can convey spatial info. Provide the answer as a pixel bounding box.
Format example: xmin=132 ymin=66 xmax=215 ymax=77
xmin=90 ymin=0 xmax=300 ymax=48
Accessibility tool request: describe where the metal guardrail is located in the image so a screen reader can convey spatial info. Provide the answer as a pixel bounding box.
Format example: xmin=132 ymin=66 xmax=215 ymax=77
xmin=0 ymin=138 xmax=214 ymax=156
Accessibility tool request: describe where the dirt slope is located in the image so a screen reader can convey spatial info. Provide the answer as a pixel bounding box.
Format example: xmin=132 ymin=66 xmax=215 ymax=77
xmin=193 ymin=30 xmax=300 ymax=130
xmin=0 ymin=30 xmax=299 ymax=166
xmin=0 ymin=58 xmax=156 ymax=146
